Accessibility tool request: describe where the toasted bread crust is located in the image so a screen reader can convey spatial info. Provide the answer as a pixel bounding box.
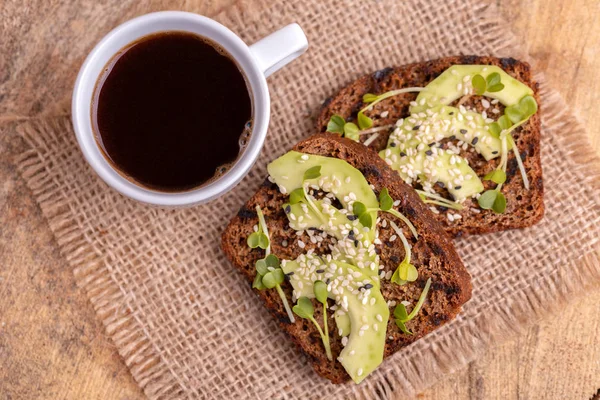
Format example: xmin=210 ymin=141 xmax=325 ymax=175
xmin=222 ymin=133 xmax=471 ymax=383
xmin=316 ymin=56 xmax=544 ymax=237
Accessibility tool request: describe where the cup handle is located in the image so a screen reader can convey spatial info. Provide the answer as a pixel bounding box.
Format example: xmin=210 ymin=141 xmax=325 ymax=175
xmin=249 ymin=23 xmax=308 ymax=78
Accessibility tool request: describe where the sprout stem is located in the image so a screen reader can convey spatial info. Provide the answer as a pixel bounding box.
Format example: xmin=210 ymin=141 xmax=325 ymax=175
xmin=423 ymin=199 xmax=463 ymax=210
xmin=309 ymin=315 xmax=332 ymax=361
xmin=361 ymin=87 xmax=426 ymax=114
xmin=390 ymin=221 xmax=412 ymax=265
xmin=416 ymin=190 xmax=464 ymax=210
xmin=509 ymin=135 xmax=530 ymax=190
xmin=362 ymin=132 xmax=379 ymax=147
xmin=275 ymin=285 xmax=295 ymax=323
xmin=405 ymin=278 xmax=432 ymax=321
xmin=358 ymin=124 xmax=394 ymax=136
xmin=322 ymin=307 xmax=332 ymax=361
xmin=367 ymin=207 xmax=418 ymax=239
xmin=303 ymin=184 xmax=328 ymax=225
xmin=255 ymin=205 xmax=271 ymax=256
xmin=500 ymin=133 xmax=508 ymax=175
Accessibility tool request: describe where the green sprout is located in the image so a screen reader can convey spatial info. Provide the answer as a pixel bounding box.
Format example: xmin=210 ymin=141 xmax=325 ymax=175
xmin=247 ymin=205 xmax=270 ymax=251
xmin=479 ymin=94 xmax=537 ymax=213
xmin=252 ymin=253 xmax=296 ymax=323
xmin=304 ymin=165 xmax=322 ymax=181
xmin=389 ymin=221 xmax=418 ymax=286
xmin=247 ymin=206 xmax=295 ymax=323
xmin=343 ymin=122 xmax=360 ymax=141
xmin=314 ymin=281 xmax=333 ymax=361
xmin=286 ymin=165 xmax=328 ymax=225
xmin=374 ymin=188 xmax=418 ymax=239
xmin=471 ymin=72 xmax=504 ymax=96
xmin=483 ymin=169 xmax=507 ymax=185
xmin=293 ymin=296 xmax=332 ymax=361
xmin=415 ymin=190 xmax=464 ymax=211
xmin=477 ymin=189 xmax=507 ymax=214
xmin=393 ymin=277 xmax=432 ymax=335
xmin=352 ymin=201 xmax=373 ymax=229
xmin=326 ymin=115 xmax=346 ymax=135
xmin=357 ymin=111 xmax=373 ymax=130
xmin=326 ymin=87 xmax=425 ymax=142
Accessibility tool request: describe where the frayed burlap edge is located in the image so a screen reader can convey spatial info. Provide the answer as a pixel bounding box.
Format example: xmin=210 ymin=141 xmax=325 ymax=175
xmin=13 ymin=1 xmax=600 ymax=399
xmin=15 ymin=119 xmax=183 ymax=398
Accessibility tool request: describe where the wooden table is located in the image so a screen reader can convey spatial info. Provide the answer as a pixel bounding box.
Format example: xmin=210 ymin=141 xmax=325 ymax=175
xmin=1 ymin=0 xmax=599 ymax=398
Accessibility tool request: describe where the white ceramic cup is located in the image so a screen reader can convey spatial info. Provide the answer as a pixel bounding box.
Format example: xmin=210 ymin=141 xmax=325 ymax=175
xmin=72 ymin=11 xmax=308 ymax=206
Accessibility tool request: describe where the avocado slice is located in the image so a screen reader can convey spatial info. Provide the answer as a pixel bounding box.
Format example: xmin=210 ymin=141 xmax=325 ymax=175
xmin=268 ymin=151 xmax=378 ymax=242
xmin=380 ymin=146 xmax=483 ymax=201
xmin=334 ymin=311 xmax=351 ymax=337
xmin=268 ymin=151 xmax=378 ymax=210
xmin=270 ymin=151 xmax=391 ymax=383
xmin=281 ymin=256 xmax=389 ymax=384
xmin=387 ymin=105 xmax=510 ymax=161
xmin=410 ymin=65 xmax=533 ymax=114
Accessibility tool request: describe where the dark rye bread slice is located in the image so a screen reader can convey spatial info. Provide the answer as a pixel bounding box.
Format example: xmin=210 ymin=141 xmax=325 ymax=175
xmin=221 ymin=133 xmax=471 ymax=383
xmin=316 ymin=56 xmax=544 ymax=237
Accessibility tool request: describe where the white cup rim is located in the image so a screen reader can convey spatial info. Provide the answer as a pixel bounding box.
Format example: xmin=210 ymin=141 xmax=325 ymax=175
xmin=72 ymin=11 xmax=271 ymax=206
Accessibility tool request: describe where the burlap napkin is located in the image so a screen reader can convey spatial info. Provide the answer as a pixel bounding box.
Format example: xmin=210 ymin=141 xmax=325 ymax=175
xmin=14 ymin=0 xmax=600 ymax=398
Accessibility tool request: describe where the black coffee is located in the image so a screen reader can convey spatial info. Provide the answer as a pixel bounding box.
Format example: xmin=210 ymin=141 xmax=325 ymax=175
xmin=93 ymin=31 xmax=252 ymax=192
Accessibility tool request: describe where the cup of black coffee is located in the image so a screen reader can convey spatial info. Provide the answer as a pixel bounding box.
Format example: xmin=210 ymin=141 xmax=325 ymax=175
xmin=72 ymin=11 xmax=308 ymax=206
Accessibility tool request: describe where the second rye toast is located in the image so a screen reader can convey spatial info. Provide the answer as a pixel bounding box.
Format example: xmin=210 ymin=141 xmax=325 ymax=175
xmin=317 ymin=56 xmax=544 ymax=237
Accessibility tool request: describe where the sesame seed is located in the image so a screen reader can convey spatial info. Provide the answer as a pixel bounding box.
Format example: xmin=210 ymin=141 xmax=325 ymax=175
xmin=298 ymin=240 xmax=306 ymax=248
xmin=350 ymin=350 xmax=355 ymax=356
xmin=357 ymin=368 xmax=363 ymax=376
xmin=301 ymin=154 xmax=309 ymax=160
xmin=373 ymin=323 xmax=379 ymax=331
xmin=376 ymin=314 xmax=383 ymax=322
xmin=380 ymin=110 xmax=389 ymax=118
xmin=341 ymin=336 xmax=348 ymax=346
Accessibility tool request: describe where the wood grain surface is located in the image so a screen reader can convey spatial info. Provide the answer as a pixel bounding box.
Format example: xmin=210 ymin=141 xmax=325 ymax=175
xmin=0 ymin=0 xmax=598 ymax=399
